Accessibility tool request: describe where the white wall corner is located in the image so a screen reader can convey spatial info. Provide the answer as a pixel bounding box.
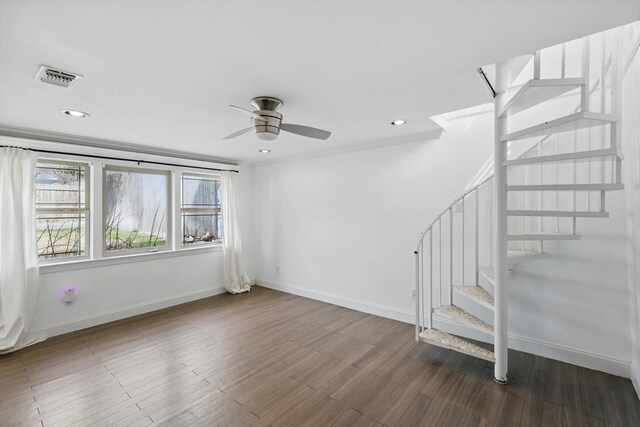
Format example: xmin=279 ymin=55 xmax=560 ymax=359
xmin=31 ymin=286 xmax=227 ymax=338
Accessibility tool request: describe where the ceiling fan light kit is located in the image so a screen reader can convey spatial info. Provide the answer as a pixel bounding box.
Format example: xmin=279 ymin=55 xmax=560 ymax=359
xmin=225 ymin=96 xmax=331 ymax=141
xmin=252 ymin=97 xmax=283 ymax=141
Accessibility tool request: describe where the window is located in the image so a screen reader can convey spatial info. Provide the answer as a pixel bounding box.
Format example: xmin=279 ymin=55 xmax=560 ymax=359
xmin=180 ymin=174 xmax=222 ymax=246
xmin=35 ymin=161 xmax=89 ymax=260
xmin=104 ymin=167 xmax=170 ymax=254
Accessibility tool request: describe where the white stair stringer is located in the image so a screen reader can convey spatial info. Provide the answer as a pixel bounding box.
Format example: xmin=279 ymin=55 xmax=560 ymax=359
xmin=419 ymin=328 xmax=495 ymax=362
xmin=434 ymin=305 xmax=494 ymax=336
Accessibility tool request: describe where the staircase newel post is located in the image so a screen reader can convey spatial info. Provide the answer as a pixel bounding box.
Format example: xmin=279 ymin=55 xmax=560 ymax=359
xmin=494 ymin=89 xmax=509 ymax=384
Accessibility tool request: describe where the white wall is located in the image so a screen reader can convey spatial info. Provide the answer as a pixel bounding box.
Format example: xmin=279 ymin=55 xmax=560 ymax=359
xmin=253 ymin=105 xmax=634 ymax=377
xmin=1 ymin=136 xmax=256 ymax=338
xmin=254 ymin=109 xmax=494 ymax=320
xmin=622 ymin=48 xmax=640 ymax=396
xmin=33 ymin=250 xmax=225 ymax=336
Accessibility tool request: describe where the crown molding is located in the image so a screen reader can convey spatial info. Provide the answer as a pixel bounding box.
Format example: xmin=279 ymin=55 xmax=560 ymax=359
xmin=0 ymin=124 xmax=238 ymax=166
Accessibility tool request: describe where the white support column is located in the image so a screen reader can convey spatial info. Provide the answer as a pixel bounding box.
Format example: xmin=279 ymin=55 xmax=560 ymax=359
xmin=494 ymin=91 xmax=509 ymax=384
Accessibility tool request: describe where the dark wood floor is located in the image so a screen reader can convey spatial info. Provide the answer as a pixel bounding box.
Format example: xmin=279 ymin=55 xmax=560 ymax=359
xmin=1 ymin=286 xmax=638 ymax=427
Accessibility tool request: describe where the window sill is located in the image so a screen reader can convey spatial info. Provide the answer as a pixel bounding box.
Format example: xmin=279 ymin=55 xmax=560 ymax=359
xmin=39 ymin=245 xmax=222 ymax=274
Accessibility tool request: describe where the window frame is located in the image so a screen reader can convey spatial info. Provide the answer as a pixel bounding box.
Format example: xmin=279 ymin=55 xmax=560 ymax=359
xmin=102 ymin=165 xmax=172 ymax=257
xmin=35 ymin=159 xmax=91 ymax=264
xmin=179 ymin=172 xmax=222 ymax=248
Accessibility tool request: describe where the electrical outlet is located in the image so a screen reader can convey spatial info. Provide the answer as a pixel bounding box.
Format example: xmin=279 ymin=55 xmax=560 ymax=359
xmin=411 ymin=289 xmax=416 ymax=299
xmin=275 ymin=265 xmax=280 ymax=274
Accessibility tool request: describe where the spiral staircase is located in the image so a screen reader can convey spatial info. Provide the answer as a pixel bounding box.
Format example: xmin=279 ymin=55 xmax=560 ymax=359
xmin=414 ymin=23 xmax=639 ymax=383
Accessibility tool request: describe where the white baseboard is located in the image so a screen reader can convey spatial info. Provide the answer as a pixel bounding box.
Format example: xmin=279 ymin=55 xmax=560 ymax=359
xmin=257 ymin=278 xmax=632 ymax=379
xmin=631 ymin=363 xmax=640 ymax=399
xmin=31 ymin=286 xmax=227 ymax=338
xmin=508 ymin=332 xmax=631 ymax=378
xmin=257 ymin=279 xmax=416 ymax=324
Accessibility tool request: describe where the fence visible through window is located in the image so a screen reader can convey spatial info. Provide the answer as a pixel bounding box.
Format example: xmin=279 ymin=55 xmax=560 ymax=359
xmin=35 ymin=161 xmax=89 ymax=260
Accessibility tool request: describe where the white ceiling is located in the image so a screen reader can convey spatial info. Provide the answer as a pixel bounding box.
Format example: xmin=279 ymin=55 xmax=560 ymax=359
xmin=0 ymin=1 xmax=638 ymax=164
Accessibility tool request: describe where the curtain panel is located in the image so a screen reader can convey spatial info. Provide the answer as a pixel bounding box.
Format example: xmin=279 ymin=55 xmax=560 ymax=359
xmin=0 ymin=147 xmax=42 ymax=353
xmin=221 ymin=171 xmax=251 ymax=294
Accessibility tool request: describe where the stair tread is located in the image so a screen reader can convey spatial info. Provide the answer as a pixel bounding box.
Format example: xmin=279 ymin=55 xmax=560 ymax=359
xmin=508 ymin=249 xmax=542 ymax=260
xmin=454 ymin=285 xmax=494 ymax=307
xmin=419 ymin=328 xmax=495 ymax=362
xmin=478 ymin=251 xmax=543 ymax=286
xmin=434 ymin=305 xmax=494 ymax=334
xmin=507 ymin=210 xmax=609 ymax=218
xmin=506 ymin=183 xmax=624 ymax=191
xmin=500 ymin=111 xmax=617 ymax=142
xmin=503 ymin=147 xmax=620 ymax=166
xmin=499 ymin=77 xmax=585 ymax=117
xmin=507 ymin=233 xmax=580 ymax=241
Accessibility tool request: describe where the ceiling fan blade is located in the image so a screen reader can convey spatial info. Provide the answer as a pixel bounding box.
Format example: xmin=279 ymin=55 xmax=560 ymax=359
xmin=223 ymin=127 xmax=253 ymax=140
xmin=280 ymin=123 xmax=331 ymax=140
xmin=229 ymin=105 xmax=266 ymax=122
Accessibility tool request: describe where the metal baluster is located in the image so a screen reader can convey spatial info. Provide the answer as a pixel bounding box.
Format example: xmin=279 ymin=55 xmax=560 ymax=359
xmin=573 ymin=122 xmax=578 ymax=213
xmin=522 ymin=161 xmax=525 ymax=253
xmin=561 ymin=43 xmax=567 ymax=78
xmin=461 ymin=197 xmax=465 ymax=285
xmin=449 ymin=208 xmax=453 ymax=305
xmin=420 ymin=239 xmax=425 ymax=332
xmin=475 ymin=188 xmax=480 ymax=286
xmin=414 ymin=247 xmax=420 ymax=340
xmin=429 ymin=230 xmax=433 ymax=330
xmin=555 ymin=134 xmax=559 ymax=234
xmin=490 ymin=177 xmax=495 ymax=260
xmin=439 ymin=218 xmax=442 ymax=307
xmin=601 ymin=33 xmax=607 ymax=190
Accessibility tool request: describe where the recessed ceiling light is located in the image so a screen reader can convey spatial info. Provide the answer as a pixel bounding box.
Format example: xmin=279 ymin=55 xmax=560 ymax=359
xmin=259 ymin=149 xmax=271 ymax=153
xmin=63 ymin=110 xmax=89 ymax=118
xmin=391 ymin=119 xmax=406 ymax=126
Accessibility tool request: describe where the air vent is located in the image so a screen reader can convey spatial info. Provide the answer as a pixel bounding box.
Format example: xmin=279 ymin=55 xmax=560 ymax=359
xmin=35 ymin=65 xmax=83 ymax=88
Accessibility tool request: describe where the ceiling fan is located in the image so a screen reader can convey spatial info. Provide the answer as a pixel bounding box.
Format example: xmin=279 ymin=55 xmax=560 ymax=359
xmin=224 ymin=97 xmax=331 ymax=141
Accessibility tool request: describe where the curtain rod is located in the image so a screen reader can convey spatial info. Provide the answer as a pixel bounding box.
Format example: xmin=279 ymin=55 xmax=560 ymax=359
xmin=0 ymin=145 xmax=240 ymax=173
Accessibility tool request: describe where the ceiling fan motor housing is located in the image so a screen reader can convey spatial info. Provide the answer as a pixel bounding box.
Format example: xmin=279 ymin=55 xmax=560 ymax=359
xmin=252 ymin=110 xmax=282 ymax=140
xmin=250 ymin=97 xmax=284 ymax=141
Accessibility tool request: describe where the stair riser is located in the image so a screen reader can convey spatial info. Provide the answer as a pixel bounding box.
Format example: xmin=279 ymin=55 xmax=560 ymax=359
xmin=478 ymin=272 xmax=495 ymax=297
xmin=433 ymin=316 xmax=494 ymax=345
xmin=452 ymin=291 xmax=494 ymax=326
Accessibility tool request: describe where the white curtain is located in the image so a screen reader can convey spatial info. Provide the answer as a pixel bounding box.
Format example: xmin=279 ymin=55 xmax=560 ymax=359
xmin=221 ymin=171 xmax=251 ymax=294
xmin=0 ymin=147 xmax=42 ymax=353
